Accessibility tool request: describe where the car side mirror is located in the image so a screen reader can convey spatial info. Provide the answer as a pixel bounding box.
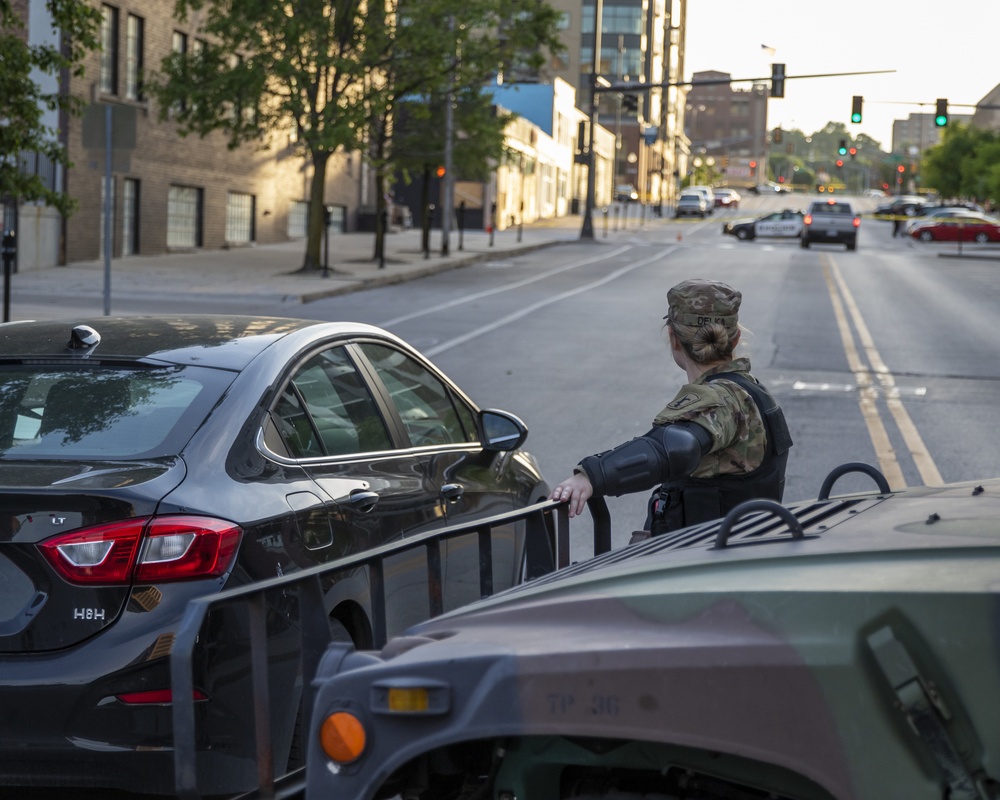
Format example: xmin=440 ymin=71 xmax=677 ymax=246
xmin=478 ymin=409 xmax=528 ymax=452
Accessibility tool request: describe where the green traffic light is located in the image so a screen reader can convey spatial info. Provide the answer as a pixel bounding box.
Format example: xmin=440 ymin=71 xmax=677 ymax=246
xmin=851 ymin=112 xmax=862 ymax=123
xmin=935 ymin=114 xmax=948 ymax=127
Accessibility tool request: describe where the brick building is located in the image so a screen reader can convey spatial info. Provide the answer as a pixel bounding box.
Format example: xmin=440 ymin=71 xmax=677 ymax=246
xmin=683 ymin=70 xmax=769 ymax=188
xmin=14 ymin=0 xmax=366 ymax=268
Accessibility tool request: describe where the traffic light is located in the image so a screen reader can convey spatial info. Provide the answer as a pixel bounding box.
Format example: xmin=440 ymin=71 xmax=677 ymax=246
xmin=770 ymin=63 xmax=785 ymax=98
xmin=849 ymin=146 xmax=857 ymax=159
xmin=436 ymin=165 xmax=446 ymax=178
xmin=851 ymin=96 xmax=863 ymax=124
xmin=836 ymin=159 xmax=844 ymax=168
xmin=897 ymin=164 xmax=905 ymax=173
xmin=838 ymin=140 xmax=848 ymax=156
xmin=749 ymin=160 xmax=757 ymax=177
xmin=935 ymin=98 xmax=948 ymax=127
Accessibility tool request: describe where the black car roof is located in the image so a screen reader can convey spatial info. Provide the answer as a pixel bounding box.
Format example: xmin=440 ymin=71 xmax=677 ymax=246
xmin=0 ymin=316 xmax=378 ymax=370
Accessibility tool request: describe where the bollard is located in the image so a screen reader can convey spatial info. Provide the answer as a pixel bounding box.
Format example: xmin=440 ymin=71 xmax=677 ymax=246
xmin=489 ymin=202 xmax=496 ymax=247
xmin=602 ymin=207 xmax=609 ymax=238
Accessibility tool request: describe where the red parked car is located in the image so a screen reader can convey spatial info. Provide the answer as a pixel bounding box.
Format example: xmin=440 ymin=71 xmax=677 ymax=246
xmin=909 ymin=212 xmax=1000 ymax=243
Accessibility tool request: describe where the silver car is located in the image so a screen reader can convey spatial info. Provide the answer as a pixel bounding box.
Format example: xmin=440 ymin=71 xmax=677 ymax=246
xmin=675 ymin=192 xmax=709 ymax=218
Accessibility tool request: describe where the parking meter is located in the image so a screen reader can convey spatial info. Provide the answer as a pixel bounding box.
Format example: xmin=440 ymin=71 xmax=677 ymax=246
xmin=2 ymin=230 xmax=16 ymax=323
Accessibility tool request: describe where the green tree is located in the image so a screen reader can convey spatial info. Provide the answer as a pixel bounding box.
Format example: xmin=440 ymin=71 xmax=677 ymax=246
xmin=151 ymin=0 xmax=378 ymax=270
xmin=0 ymin=0 xmax=101 ymax=215
xmin=363 ymin=0 xmax=563 ymax=262
xmin=150 ymin=0 xmax=562 ymax=270
xmin=921 ymin=122 xmax=995 ymax=202
xmin=392 ymin=89 xmax=514 ymax=253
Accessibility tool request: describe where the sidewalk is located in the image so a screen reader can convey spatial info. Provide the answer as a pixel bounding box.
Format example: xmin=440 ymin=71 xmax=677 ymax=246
xmin=12 ymin=215 xmax=607 ymax=310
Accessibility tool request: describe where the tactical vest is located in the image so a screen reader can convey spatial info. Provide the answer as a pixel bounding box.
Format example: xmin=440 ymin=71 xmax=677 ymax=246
xmin=651 ymin=372 xmax=792 ymax=535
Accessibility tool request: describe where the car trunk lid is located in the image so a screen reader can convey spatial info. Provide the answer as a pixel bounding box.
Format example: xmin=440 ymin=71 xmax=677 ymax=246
xmin=0 ymin=458 xmax=184 ymax=653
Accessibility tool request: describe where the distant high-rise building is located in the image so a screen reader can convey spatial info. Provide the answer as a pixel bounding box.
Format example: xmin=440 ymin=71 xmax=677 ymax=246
xmin=543 ymin=0 xmax=687 ymax=209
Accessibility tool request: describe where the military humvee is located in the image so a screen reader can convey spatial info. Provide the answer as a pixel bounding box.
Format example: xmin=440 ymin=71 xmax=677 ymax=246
xmin=305 ymin=465 xmax=1000 ymax=800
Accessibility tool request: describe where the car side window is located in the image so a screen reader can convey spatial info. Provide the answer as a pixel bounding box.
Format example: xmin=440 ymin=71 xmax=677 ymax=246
xmin=359 ymin=343 xmax=474 ymax=447
xmin=276 ymin=347 xmax=393 ymax=458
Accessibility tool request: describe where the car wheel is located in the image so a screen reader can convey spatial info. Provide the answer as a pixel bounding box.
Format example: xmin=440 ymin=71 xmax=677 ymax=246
xmin=846 ymin=239 xmax=857 ymax=251
xmin=800 ymin=237 xmax=809 ymax=248
xmin=919 ymin=230 xmax=934 ymax=242
xmin=975 ymin=232 xmax=989 ymax=244
xmin=736 ymin=228 xmax=750 ymax=240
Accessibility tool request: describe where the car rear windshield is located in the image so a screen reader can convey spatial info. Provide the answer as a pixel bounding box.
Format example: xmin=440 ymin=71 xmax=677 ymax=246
xmin=812 ymin=203 xmax=854 ymax=214
xmin=0 ymin=364 xmax=235 ymax=459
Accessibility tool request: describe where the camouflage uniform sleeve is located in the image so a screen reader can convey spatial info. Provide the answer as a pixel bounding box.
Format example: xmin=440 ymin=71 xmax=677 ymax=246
xmin=652 ymin=383 xmax=741 ymax=454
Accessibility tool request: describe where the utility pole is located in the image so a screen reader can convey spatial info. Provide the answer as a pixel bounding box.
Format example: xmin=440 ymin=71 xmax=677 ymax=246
xmin=580 ymin=0 xmax=604 ymax=240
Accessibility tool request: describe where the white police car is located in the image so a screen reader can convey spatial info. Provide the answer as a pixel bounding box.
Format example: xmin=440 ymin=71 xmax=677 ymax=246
xmin=723 ymin=209 xmax=804 ymax=240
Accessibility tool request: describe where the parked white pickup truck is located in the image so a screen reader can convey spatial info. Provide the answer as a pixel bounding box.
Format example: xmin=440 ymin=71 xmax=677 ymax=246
xmin=801 ymin=199 xmax=861 ymax=250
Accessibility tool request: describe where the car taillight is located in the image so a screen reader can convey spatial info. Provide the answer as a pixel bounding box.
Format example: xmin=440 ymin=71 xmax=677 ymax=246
xmin=39 ymin=516 xmax=242 ymax=585
xmin=803 ymin=214 xmax=812 ymax=225
xmin=853 ymin=216 xmax=861 ymax=227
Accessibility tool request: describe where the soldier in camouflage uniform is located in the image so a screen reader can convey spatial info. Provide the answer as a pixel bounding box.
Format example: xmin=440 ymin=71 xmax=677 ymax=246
xmin=549 ymin=278 xmax=792 ymax=536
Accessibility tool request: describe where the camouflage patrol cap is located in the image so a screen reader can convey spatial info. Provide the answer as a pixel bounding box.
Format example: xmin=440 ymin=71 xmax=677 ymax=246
xmin=665 ymin=279 xmax=741 ymax=327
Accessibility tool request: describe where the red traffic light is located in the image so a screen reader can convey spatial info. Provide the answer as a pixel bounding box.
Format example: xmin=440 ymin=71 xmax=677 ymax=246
xmin=897 ymin=165 xmax=905 ymax=173
xmin=836 ymin=159 xmax=844 ymax=168
xmin=436 ymin=165 xmax=446 ymax=178
xmin=777 ymin=176 xmax=785 ymax=183
xmin=749 ymin=160 xmax=757 ymax=168
xmin=848 ymin=147 xmax=857 ymax=156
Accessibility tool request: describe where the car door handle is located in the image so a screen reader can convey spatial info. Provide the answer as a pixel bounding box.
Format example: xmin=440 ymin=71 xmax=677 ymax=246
xmin=348 ymin=489 xmax=380 ymax=513
xmin=440 ymin=483 xmax=464 ymax=504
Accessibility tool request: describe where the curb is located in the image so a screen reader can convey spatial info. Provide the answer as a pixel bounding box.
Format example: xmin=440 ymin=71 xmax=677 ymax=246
xmin=297 ymin=240 xmax=569 ymax=303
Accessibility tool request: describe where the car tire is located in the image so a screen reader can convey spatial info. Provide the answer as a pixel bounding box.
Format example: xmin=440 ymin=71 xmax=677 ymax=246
xmin=846 ymin=239 xmax=857 ymax=251
xmin=975 ymin=232 xmax=989 ymax=244
xmin=919 ymin=230 xmax=934 ymax=242
xmin=736 ymin=228 xmax=750 ymax=240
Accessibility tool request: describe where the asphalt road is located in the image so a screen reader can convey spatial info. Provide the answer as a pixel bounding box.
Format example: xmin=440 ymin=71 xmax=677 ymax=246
xmin=295 ymin=193 xmax=1000 ymax=548
xmin=16 ymin=192 xmax=1000 ymax=798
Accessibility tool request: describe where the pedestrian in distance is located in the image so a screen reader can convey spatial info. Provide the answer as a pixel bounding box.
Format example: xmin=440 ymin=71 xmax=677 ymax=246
xmin=548 ymin=278 xmax=793 ymax=541
xmin=892 ymin=216 xmax=902 ymax=237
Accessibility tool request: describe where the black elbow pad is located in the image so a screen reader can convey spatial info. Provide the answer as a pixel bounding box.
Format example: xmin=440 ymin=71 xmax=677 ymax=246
xmin=650 ymin=422 xmax=713 ymax=477
xmin=579 ymin=422 xmax=712 ymax=497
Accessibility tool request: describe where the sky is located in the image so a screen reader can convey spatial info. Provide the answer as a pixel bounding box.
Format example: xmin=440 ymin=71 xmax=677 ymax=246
xmin=683 ymin=1 xmax=1000 ymax=149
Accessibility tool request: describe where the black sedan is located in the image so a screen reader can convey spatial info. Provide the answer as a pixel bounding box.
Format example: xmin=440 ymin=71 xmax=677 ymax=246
xmin=0 ymin=316 xmax=548 ymax=796
xmin=722 ymin=209 xmax=804 ymax=240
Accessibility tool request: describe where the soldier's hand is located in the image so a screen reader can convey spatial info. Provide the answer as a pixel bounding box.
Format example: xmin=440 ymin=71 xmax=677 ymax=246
xmin=548 ymin=473 xmax=593 ymax=518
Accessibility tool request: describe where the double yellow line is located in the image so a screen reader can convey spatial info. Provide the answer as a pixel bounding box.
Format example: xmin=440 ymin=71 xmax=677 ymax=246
xmin=820 ymin=254 xmax=942 ymax=489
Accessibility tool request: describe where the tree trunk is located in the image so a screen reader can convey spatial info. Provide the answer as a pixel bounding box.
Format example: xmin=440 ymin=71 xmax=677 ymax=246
xmin=302 ymin=150 xmax=331 ymax=271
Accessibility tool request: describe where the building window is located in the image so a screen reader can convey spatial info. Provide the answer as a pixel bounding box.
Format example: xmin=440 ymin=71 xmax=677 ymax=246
xmin=122 ymin=178 xmax=139 ymax=256
xmin=288 ymin=201 xmax=308 ymax=238
xmin=125 ymin=14 xmax=143 ymax=100
xmin=557 ymin=11 xmax=570 ymax=29
xmin=226 ymin=191 xmax=255 ymax=244
xmin=171 ymin=32 xmax=187 ymax=113
xmin=99 ymin=5 xmax=119 ymax=95
xmin=325 ymin=205 xmax=345 ymax=234
xmin=603 ymin=5 xmax=643 ymax=35
xmin=167 ymin=185 xmax=202 ymax=249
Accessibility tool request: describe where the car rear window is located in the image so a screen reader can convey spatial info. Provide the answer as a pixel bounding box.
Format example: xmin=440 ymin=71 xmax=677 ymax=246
xmin=812 ymin=203 xmax=853 ymax=215
xmin=0 ymin=365 xmax=235 ymax=459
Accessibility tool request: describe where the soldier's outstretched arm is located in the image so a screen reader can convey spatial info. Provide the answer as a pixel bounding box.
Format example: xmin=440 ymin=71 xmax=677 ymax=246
xmin=578 ymin=422 xmax=713 ymax=498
